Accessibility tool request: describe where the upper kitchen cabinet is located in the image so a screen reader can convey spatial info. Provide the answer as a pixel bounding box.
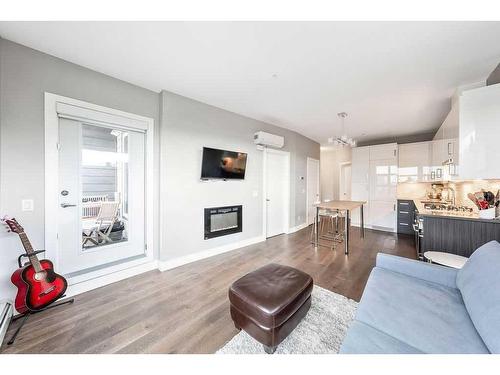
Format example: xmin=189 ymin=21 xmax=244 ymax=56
xmin=459 ymin=84 xmax=500 ymax=180
xmin=430 ymin=103 xmax=460 ymax=181
xmin=398 ymin=141 xmax=432 ymax=183
xmin=369 ymin=143 xmax=398 ymax=160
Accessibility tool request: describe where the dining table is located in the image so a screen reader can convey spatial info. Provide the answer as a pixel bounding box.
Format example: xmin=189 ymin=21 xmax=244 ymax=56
xmin=313 ymin=200 xmax=366 ymax=255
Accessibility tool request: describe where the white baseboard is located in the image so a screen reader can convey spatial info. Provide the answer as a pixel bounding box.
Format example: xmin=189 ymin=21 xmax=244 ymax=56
xmin=158 ymin=235 xmax=266 ymax=272
xmin=287 ymin=222 xmax=308 ymax=234
xmin=65 ymin=260 xmax=159 ymax=298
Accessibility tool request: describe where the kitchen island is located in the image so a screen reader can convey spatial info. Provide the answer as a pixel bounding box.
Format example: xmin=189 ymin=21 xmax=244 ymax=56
xmin=413 ymin=200 xmax=500 ymax=258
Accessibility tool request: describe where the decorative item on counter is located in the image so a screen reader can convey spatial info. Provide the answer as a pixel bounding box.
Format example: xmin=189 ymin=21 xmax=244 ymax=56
xmin=427 ymin=183 xmax=443 ymax=200
xmin=496 ymin=190 xmax=500 ymax=218
xmin=468 ymin=190 xmax=500 ymax=219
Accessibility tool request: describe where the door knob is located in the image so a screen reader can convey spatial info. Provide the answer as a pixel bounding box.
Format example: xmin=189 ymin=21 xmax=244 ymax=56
xmin=60 ymin=203 xmax=77 ymax=208
xmin=266 ymin=199 xmax=270 ymax=202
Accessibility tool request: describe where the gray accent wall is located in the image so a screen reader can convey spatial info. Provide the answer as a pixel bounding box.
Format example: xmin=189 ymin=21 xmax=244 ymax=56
xmin=159 ymin=90 xmax=319 ymax=261
xmin=0 ymin=37 xmax=319 ymax=301
xmin=0 ymin=38 xmax=160 ymax=300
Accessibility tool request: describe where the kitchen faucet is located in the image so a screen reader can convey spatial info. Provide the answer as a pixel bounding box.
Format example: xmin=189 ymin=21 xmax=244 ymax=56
xmin=443 ymin=186 xmax=456 ymax=206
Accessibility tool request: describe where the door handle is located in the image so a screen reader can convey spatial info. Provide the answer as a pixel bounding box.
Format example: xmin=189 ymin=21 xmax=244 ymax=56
xmin=60 ymin=203 xmax=77 ymax=208
xmin=266 ymin=199 xmax=270 ymax=202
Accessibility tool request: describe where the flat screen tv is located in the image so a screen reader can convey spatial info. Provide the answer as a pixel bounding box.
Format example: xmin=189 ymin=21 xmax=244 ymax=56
xmin=201 ymin=147 xmax=248 ymax=180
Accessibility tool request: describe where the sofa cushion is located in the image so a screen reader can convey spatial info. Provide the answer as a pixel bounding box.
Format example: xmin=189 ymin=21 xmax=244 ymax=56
xmin=456 ymin=240 xmax=500 ymax=353
xmin=340 ymin=320 xmax=423 ymax=354
xmin=355 ymin=267 xmax=489 ymax=353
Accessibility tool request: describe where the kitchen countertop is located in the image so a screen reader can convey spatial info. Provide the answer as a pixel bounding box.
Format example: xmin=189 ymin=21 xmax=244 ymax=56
xmin=413 ymin=200 xmax=500 ymax=223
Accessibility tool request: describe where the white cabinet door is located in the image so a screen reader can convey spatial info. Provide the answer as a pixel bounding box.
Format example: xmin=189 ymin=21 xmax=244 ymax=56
xmin=398 ymin=142 xmax=431 ymax=182
xmin=351 ymin=182 xmax=369 ymax=226
xmin=369 ymin=201 xmax=397 ymax=231
xmin=351 ymin=146 xmax=370 ymax=183
xmin=369 ymin=143 xmax=398 ymax=160
xmin=459 ymin=85 xmax=500 ymax=180
xmin=430 ymin=139 xmax=447 ymax=181
xmin=369 ymin=158 xmax=397 ymax=232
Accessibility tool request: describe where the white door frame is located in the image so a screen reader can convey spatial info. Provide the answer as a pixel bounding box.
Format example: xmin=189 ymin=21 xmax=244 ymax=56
xmin=44 ymin=92 xmax=155 ymax=284
xmin=262 ymin=148 xmax=290 ymax=237
xmin=339 ymin=161 xmax=352 ymax=200
xmin=305 ymin=157 xmax=320 ymax=226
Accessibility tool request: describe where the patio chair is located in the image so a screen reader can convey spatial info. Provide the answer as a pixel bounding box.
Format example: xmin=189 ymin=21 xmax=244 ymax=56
xmin=82 ymin=201 xmax=120 ymax=247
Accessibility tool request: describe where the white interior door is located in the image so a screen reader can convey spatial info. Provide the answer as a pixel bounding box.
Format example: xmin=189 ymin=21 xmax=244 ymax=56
xmin=306 ymin=158 xmax=320 ymax=225
xmin=339 ymin=163 xmax=352 ymax=200
xmin=265 ymin=150 xmax=289 ymax=238
xmin=58 ymin=118 xmax=146 ymax=276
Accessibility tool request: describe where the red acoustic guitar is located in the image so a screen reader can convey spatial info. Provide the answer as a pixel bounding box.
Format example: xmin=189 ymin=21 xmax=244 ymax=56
xmin=4 ymin=217 xmax=67 ymax=314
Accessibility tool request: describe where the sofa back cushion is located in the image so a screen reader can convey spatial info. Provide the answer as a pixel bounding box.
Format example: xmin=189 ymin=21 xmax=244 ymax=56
xmin=457 ymin=240 xmax=500 ymax=353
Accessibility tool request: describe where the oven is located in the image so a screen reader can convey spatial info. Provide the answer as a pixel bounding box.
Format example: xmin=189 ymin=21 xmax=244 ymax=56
xmin=413 ymin=214 xmax=424 ymax=260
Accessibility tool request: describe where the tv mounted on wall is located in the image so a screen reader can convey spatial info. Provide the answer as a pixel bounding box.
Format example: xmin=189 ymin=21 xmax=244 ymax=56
xmin=201 ymin=147 xmax=248 ymax=180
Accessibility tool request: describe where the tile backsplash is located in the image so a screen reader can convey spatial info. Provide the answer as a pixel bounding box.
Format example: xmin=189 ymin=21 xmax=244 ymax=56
xmin=449 ymin=180 xmax=500 ymax=208
xmin=397 ymin=183 xmax=431 ymax=200
xmin=397 ymin=180 xmax=500 ymax=208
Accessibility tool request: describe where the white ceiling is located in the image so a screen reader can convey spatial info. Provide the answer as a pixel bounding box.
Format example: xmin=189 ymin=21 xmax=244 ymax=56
xmin=1 ymin=21 xmax=500 ymax=144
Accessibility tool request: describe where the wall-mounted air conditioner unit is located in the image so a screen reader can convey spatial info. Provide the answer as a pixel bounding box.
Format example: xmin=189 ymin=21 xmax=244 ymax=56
xmin=254 ymin=131 xmax=284 ymax=149
xmin=0 ymin=300 xmax=13 ymax=346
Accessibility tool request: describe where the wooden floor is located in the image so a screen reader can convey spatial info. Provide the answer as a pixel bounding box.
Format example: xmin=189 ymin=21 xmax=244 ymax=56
xmin=1 ymin=226 xmax=415 ymax=354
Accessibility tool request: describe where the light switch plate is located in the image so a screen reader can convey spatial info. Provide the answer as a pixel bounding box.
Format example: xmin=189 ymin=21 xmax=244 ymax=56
xmin=21 ymin=199 xmax=34 ymax=212
xmin=252 ymin=190 xmax=259 ymax=197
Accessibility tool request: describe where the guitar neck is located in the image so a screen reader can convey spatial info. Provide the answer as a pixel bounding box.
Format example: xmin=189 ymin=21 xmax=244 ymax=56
xmin=18 ymin=232 xmax=43 ymax=272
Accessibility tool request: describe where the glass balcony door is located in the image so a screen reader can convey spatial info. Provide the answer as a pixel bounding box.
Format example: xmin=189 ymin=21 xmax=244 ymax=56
xmin=57 ymin=118 xmax=146 ymax=276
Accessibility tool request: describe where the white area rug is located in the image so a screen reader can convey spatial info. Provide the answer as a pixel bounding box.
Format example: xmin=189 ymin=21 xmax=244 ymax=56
xmin=217 ymin=285 xmax=357 ymax=354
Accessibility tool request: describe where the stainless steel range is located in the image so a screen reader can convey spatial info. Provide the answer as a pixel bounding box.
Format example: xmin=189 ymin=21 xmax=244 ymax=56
xmin=422 ymin=203 xmax=473 ymax=212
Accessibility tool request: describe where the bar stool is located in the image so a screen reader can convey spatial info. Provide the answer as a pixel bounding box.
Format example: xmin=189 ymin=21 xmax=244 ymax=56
xmin=310 ymin=200 xmax=345 ymax=250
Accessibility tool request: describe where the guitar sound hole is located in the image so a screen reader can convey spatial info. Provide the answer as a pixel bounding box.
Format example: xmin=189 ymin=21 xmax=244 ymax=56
xmin=33 ymin=271 xmax=47 ymax=281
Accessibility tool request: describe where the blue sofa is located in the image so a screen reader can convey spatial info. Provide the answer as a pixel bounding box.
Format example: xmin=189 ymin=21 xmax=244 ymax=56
xmin=340 ymin=240 xmax=500 ymax=354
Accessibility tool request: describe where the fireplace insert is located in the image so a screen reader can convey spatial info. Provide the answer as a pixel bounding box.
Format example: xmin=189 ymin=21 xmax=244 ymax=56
xmin=204 ymin=205 xmax=242 ymax=239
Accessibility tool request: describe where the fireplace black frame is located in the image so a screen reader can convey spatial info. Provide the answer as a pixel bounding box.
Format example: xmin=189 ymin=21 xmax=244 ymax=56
xmin=204 ymin=205 xmax=242 ymax=240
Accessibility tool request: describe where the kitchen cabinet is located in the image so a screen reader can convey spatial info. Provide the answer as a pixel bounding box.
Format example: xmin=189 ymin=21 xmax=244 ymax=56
xmin=398 ymin=142 xmax=432 ymax=183
xmin=351 ymin=146 xmax=369 ymax=183
xmin=419 ymin=215 xmax=500 ymax=257
xmin=430 ymin=139 xmax=447 ymax=180
xmin=351 ymin=183 xmax=369 ymax=226
xmin=397 ymin=200 xmax=416 ymax=235
xmin=369 ymin=143 xmax=398 ymax=160
xmin=369 ymin=154 xmax=398 ymax=232
xmin=351 ymin=146 xmax=370 ymax=226
xmin=351 ymin=143 xmax=397 ymax=232
xmin=431 ymin=102 xmax=460 ymax=181
xmin=459 ymin=84 xmax=500 ymax=180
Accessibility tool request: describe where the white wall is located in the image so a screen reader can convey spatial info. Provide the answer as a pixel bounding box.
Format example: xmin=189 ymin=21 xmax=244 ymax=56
xmin=320 ymin=146 xmax=352 ymax=201
xmin=0 ymin=38 xmax=160 ymax=301
xmin=159 ymin=91 xmax=319 ymax=261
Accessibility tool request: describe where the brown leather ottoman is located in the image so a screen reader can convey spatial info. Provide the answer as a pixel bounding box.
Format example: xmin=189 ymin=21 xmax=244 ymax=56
xmin=229 ymin=263 xmax=313 ymax=354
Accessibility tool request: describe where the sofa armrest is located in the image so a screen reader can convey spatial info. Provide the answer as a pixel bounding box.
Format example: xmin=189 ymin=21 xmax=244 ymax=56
xmin=376 ymin=253 xmax=458 ymax=289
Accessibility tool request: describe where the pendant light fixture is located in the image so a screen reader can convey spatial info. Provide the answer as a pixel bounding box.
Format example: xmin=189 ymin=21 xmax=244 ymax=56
xmin=328 ymin=112 xmax=356 ymax=147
